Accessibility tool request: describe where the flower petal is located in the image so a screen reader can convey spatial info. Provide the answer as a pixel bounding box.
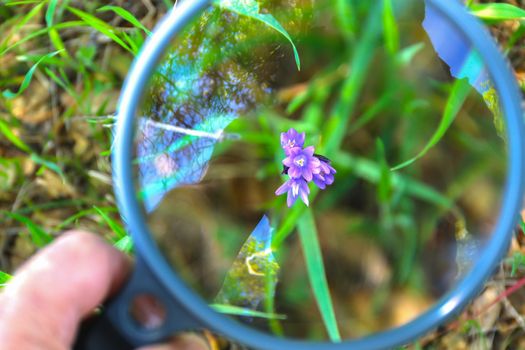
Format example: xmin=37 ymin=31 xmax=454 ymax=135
xmin=303 ymin=146 xmax=315 ymax=156
xmin=298 ymin=132 xmax=306 ymax=146
xmin=289 ymin=167 xmax=301 ymax=179
xmin=287 ymin=189 xmax=297 ymax=207
xmin=300 ymin=179 xmax=310 ymax=194
xmin=300 ymin=189 xmax=309 ymax=206
xmin=283 ymin=157 xmax=293 ymax=167
xmin=325 ymin=174 xmax=334 ymax=185
xmin=302 ymin=168 xmax=313 ymax=182
xmin=275 ymin=180 xmax=290 ymax=195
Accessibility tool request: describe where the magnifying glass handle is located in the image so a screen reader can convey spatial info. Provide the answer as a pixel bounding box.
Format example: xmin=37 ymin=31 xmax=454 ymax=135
xmin=73 ymin=308 xmax=133 ymax=350
xmin=73 ymin=258 xmax=202 ymax=349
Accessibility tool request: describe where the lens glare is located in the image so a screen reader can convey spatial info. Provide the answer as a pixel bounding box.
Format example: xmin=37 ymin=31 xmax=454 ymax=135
xmin=133 ymin=0 xmax=507 ymax=341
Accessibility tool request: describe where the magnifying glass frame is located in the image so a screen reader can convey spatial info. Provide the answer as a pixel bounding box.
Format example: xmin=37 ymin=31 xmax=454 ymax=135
xmin=112 ymin=0 xmax=525 ymax=348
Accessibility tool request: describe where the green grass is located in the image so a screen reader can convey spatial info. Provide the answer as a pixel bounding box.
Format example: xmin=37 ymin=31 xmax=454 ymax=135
xmin=1 ymin=0 xmax=524 ymax=346
xmin=298 ymin=208 xmax=341 ymax=341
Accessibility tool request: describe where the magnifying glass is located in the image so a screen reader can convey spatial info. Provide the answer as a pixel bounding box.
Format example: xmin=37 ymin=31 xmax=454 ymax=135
xmin=75 ymin=0 xmax=525 ymax=349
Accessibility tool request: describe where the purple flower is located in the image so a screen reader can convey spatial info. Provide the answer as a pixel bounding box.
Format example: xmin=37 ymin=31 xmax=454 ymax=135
xmin=313 ymin=158 xmax=336 ymax=190
xmin=280 ymin=128 xmax=305 ymax=155
xmin=282 ymin=146 xmax=321 ymax=182
xmin=275 ymin=177 xmax=310 ymax=207
xmin=276 ymin=128 xmax=336 ymax=208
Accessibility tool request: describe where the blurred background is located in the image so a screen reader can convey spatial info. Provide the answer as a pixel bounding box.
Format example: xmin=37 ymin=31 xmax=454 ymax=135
xmin=1 ymin=0 xmax=525 ymax=348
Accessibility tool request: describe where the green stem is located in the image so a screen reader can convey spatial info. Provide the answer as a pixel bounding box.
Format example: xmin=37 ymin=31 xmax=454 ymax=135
xmin=297 ymin=208 xmax=341 ymax=342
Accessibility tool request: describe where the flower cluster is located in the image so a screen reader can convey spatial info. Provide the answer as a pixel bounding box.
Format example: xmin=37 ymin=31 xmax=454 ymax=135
xmin=275 ymin=128 xmax=336 ymax=207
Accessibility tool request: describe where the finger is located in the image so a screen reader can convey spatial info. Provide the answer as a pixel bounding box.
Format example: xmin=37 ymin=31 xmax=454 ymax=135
xmin=0 ymin=230 xmax=131 ymax=349
xmin=138 ymin=333 xmax=209 ymax=350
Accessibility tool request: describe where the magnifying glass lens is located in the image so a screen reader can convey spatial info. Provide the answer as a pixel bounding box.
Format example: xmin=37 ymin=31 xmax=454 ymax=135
xmin=132 ymin=0 xmax=507 ymax=341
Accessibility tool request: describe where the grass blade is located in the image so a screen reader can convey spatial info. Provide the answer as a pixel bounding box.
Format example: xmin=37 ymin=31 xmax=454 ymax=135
xmin=45 ymin=0 xmax=58 ymax=27
xmin=210 ymin=303 xmax=287 ymax=320
xmin=382 ymin=0 xmax=399 ymax=54
xmin=335 ymin=0 xmax=356 ymax=42
xmin=324 ymin=2 xmax=381 ymax=153
xmin=0 ymin=119 xmax=32 ymax=153
xmin=67 ymin=7 xmax=133 ymax=54
xmin=376 ymin=139 xmax=392 ymax=203
xmin=97 ymin=5 xmax=151 ymax=35
xmin=297 ymin=208 xmax=341 ymax=342
xmin=214 ymin=0 xmax=300 ymax=70
xmin=1 ymin=21 xmax=85 ymax=56
xmin=391 ymin=78 xmax=471 ymax=171
xmin=2 ymin=50 xmax=62 ymax=99
xmin=114 ymin=235 xmax=133 ymax=253
xmin=0 ymin=271 xmax=12 ymax=288
xmin=0 ymin=1 xmax=45 ymax=49
xmin=30 ymin=153 xmax=66 ymax=182
xmin=470 ymin=3 xmax=525 ymax=21
xmin=4 ymin=212 xmax=54 ymax=248
xmin=93 ymin=205 xmax=126 ymax=239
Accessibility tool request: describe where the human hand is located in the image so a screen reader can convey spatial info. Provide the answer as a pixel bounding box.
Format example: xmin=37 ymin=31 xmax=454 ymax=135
xmin=0 ymin=231 xmax=208 ymax=350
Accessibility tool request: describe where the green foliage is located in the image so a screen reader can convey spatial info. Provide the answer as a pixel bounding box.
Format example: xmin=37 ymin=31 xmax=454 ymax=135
xmin=0 ymin=271 xmax=12 ymax=288
xmin=297 ymin=209 xmax=341 ymax=342
xmin=382 ymin=0 xmax=399 ymax=54
xmin=93 ymin=206 xmax=126 ymax=239
xmin=31 ymin=153 xmax=66 ymax=183
xmin=214 ymin=0 xmax=301 ymax=70
xmin=461 ymin=320 xmax=490 ymax=349
xmin=376 ymin=139 xmax=392 ymax=203
xmin=0 ymin=119 xmax=32 ymax=153
xmin=97 ymin=6 xmax=151 ymax=35
xmin=2 ymin=50 xmax=62 ymax=99
xmin=114 ymin=235 xmax=133 ymax=253
xmin=392 ymin=78 xmax=471 ymax=171
xmin=470 ymin=3 xmax=525 ymax=21
xmin=210 ymin=303 xmax=286 ymax=319
xmin=510 ymin=251 xmax=525 ymax=277
xmin=4 ymin=212 xmax=54 ymax=248
xmin=67 ymin=6 xmax=135 ymax=54
xmin=1 ymin=0 xmax=518 ymax=342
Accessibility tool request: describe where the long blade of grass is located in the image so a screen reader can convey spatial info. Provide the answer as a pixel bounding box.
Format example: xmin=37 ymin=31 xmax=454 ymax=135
xmin=210 ymin=304 xmax=287 ymax=320
xmin=4 ymin=0 xmax=43 ymax=5
xmin=30 ymin=153 xmax=66 ymax=182
xmin=97 ymin=5 xmax=151 ymax=35
xmin=470 ymin=3 xmax=525 ymax=21
xmin=67 ymin=7 xmax=133 ymax=54
xmin=335 ymin=0 xmax=356 ymax=42
xmin=45 ymin=0 xmax=70 ymax=57
xmin=391 ymin=77 xmax=471 ymax=171
xmin=45 ymin=0 xmax=58 ymax=26
xmin=396 ymin=42 xmax=424 ymax=66
xmin=0 ymin=271 xmax=12 ymax=288
xmin=324 ymin=2 xmax=381 ymax=154
xmin=297 ymin=208 xmax=341 ymax=342
xmin=0 ymin=21 xmax=85 ymax=56
xmin=376 ymin=139 xmax=392 ymax=203
xmin=382 ymin=0 xmax=399 ymax=54
xmin=114 ymin=235 xmax=133 ymax=253
xmin=93 ymin=205 xmax=126 ymax=239
xmin=0 ymin=119 xmax=32 ymax=153
xmin=0 ymin=1 xmax=45 ymax=49
xmin=214 ymin=0 xmax=300 ymax=70
xmin=4 ymin=212 xmax=53 ymax=248
xmin=2 ymin=50 xmax=62 ymax=99
xmin=333 ymin=151 xmax=452 ymax=209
